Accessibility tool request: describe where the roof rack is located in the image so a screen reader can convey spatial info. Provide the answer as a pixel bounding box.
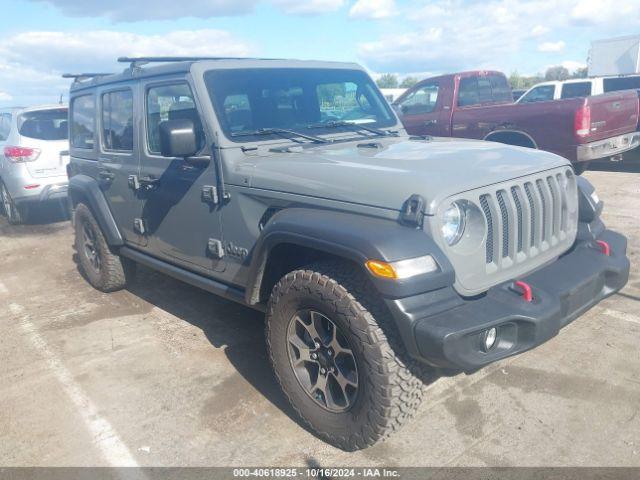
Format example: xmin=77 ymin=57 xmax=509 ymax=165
xmin=62 ymin=73 xmax=113 ymax=82
xmin=117 ymin=56 xmax=275 ymax=68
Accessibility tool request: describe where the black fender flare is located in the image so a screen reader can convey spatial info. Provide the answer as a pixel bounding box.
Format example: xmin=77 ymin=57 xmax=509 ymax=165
xmin=245 ymin=208 xmax=455 ymax=305
xmin=68 ymin=174 xmax=124 ymax=246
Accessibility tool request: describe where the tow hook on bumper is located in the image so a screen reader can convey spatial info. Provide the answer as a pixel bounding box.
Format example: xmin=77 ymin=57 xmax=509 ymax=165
xmin=388 ymin=230 xmax=630 ymax=372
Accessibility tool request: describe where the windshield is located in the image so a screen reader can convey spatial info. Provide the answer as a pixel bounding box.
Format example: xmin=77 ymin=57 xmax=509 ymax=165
xmin=18 ymin=108 xmax=68 ymax=141
xmin=204 ymin=68 xmax=397 ymax=142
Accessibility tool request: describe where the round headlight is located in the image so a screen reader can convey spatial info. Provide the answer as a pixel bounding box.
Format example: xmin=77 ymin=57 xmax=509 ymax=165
xmin=441 ymin=202 xmax=466 ymax=246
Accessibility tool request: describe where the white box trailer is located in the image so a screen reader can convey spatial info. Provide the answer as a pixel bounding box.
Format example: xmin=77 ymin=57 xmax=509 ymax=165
xmin=589 ymin=35 xmax=640 ymax=77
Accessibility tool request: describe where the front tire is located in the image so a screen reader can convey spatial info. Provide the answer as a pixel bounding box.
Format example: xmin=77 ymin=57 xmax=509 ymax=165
xmin=266 ymin=261 xmax=425 ymax=450
xmin=573 ymin=161 xmax=590 ymax=175
xmin=0 ymin=181 xmax=25 ymax=225
xmin=74 ymin=203 xmax=135 ymax=292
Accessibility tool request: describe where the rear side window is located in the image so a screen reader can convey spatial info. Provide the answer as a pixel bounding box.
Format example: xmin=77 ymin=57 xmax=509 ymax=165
xmin=458 ymin=74 xmax=512 ymax=107
xmin=146 ymin=83 xmax=205 ymax=154
xmin=71 ymin=95 xmax=95 ymax=149
xmin=397 ymin=84 xmax=439 ymax=115
xmin=518 ymin=85 xmax=555 ymax=103
xmin=102 ymin=90 xmax=134 ymax=151
xmin=18 ymin=109 xmax=68 ymax=141
xmin=561 ymin=82 xmax=592 ymax=99
xmin=603 ymin=76 xmax=640 ymax=92
xmin=0 ymin=113 xmax=11 ymax=141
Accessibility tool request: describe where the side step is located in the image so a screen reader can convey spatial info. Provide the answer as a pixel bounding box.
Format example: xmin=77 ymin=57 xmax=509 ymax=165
xmin=119 ymin=246 xmax=265 ymax=312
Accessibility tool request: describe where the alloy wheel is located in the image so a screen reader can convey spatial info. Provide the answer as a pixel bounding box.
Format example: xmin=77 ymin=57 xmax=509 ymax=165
xmin=287 ymin=309 xmax=359 ymax=413
xmin=82 ymin=222 xmax=101 ymax=272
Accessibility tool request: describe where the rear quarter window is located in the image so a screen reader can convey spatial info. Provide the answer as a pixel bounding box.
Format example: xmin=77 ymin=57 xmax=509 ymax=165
xmin=603 ymin=76 xmax=640 ymax=92
xmin=71 ymin=95 xmax=95 ymax=149
xmin=457 ymin=74 xmax=512 ymax=107
xmin=560 ymin=82 xmax=592 ymax=99
xmin=18 ymin=109 xmax=68 ymax=141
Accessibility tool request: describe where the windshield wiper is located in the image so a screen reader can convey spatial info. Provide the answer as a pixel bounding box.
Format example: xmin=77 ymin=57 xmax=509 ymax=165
xmin=231 ymin=127 xmax=328 ymax=144
xmin=307 ymin=120 xmax=398 ymax=137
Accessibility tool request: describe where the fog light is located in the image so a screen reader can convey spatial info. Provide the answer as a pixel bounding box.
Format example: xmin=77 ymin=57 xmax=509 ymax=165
xmin=483 ymin=327 xmax=498 ymax=352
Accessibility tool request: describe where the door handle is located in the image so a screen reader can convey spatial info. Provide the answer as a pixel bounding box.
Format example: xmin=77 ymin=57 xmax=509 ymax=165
xmin=98 ymin=170 xmax=115 ymax=181
xmin=424 ymin=120 xmax=437 ymax=126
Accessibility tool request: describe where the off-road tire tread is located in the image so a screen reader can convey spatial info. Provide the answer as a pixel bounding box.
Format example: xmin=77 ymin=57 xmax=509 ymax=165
xmin=74 ymin=202 xmax=132 ymax=292
xmin=266 ymin=260 xmax=426 ymax=451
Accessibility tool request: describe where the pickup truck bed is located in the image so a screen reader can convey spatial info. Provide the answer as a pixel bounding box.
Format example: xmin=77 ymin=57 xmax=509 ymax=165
xmin=394 ymin=70 xmax=640 ymax=170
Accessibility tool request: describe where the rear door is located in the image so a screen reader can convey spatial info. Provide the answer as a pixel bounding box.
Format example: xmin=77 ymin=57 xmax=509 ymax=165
xmin=17 ymin=107 xmax=69 ymax=179
xmin=96 ymin=85 xmax=145 ymax=245
xmin=138 ymin=78 xmax=224 ymax=273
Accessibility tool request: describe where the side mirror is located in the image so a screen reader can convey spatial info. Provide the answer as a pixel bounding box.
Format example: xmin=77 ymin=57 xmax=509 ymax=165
xmin=159 ymin=119 xmax=198 ymax=158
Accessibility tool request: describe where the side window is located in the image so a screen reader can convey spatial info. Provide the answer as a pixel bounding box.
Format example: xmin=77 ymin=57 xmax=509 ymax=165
xmin=603 ymin=76 xmax=640 ymax=92
xmin=0 ymin=113 xmax=11 ymax=141
xmin=71 ymin=95 xmax=95 ymax=149
xmin=398 ymin=84 xmax=439 ymax=115
xmin=561 ymin=82 xmax=592 ymax=99
xmin=458 ymin=75 xmax=512 ymax=107
xmin=102 ymin=90 xmax=134 ymax=151
xmin=146 ymin=83 xmax=205 ymax=154
xmin=518 ymin=85 xmax=556 ymax=103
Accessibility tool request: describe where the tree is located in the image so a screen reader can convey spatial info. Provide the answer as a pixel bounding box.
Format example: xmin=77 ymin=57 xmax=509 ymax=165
xmin=376 ymin=74 xmax=399 ymax=89
xmin=508 ymin=71 xmax=544 ymax=89
xmin=545 ymin=66 xmax=570 ymax=81
xmin=399 ymin=76 xmax=419 ymax=88
xmin=570 ymin=67 xmax=588 ymax=79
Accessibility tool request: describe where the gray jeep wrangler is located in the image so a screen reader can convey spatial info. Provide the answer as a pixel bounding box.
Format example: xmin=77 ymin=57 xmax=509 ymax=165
xmin=66 ymin=57 xmax=630 ymax=450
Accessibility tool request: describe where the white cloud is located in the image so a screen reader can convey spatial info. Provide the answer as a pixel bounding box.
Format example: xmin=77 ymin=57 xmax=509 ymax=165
xmin=531 ymin=25 xmax=549 ymax=37
xmin=561 ymin=60 xmax=587 ymax=71
xmin=0 ymin=92 xmax=13 ymax=101
xmin=570 ymin=0 xmax=640 ymax=25
xmin=30 ymin=0 xmax=345 ymax=20
xmin=538 ymin=41 xmax=565 ymax=53
xmin=349 ymin=0 xmax=396 ymax=19
xmin=273 ymin=0 xmax=344 ymax=15
xmin=0 ymin=30 xmax=252 ymax=106
xmin=29 ymin=0 xmax=257 ymax=21
xmin=355 ymin=0 xmax=640 ymax=75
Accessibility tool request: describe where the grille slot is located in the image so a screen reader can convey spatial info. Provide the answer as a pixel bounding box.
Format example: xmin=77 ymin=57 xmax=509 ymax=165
xmin=496 ymin=190 xmax=510 ymax=258
xmin=511 ymin=186 xmax=524 ymax=253
xmin=480 ymin=194 xmax=494 ymax=264
xmin=476 ymin=169 xmax=575 ymax=268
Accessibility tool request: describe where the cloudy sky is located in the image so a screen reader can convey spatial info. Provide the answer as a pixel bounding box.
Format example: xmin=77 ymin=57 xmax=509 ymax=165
xmin=1 ymin=0 xmax=640 ymax=106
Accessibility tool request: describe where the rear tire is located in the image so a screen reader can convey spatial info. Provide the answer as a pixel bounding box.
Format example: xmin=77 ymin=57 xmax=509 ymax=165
xmin=0 ymin=181 xmax=25 ymax=225
xmin=74 ymin=202 xmax=135 ymax=292
xmin=266 ymin=261 xmax=425 ymax=451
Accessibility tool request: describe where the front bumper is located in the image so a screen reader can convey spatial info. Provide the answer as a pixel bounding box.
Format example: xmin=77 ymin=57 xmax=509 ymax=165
xmin=576 ymin=131 xmax=640 ymax=162
xmin=386 ymin=229 xmax=629 ymax=372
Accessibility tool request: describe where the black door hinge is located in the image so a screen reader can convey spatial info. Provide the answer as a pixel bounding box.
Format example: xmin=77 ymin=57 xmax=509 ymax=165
xmin=128 ymin=175 xmax=140 ymax=191
xmin=207 ymin=238 xmax=224 ymax=259
xmin=133 ymin=218 xmax=146 ymax=235
xmin=201 ymin=185 xmax=219 ymax=205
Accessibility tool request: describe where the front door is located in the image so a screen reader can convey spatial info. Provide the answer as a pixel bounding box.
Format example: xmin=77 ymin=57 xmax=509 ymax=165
xmin=97 ymin=86 xmax=145 ymax=246
xmin=138 ymin=79 xmax=224 ymax=273
xmin=396 ymin=82 xmax=445 ymax=136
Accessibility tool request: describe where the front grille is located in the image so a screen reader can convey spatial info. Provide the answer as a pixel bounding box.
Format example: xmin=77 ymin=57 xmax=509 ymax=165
xmin=480 ymin=169 xmax=575 ymax=267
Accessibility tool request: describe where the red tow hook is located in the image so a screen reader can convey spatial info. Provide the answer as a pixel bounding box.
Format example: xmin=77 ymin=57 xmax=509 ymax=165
xmin=596 ymin=240 xmax=611 ymax=256
xmin=513 ymin=280 xmax=533 ymax=303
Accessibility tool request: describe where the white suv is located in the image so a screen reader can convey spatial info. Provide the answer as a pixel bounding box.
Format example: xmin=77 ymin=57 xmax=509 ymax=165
xmin=0 ymin=105 xmax=69 ymax=224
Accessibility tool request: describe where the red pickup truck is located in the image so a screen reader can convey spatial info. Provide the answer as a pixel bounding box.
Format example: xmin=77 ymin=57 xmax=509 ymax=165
xmin=394 ymin=70 xmax=640 ymax=173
